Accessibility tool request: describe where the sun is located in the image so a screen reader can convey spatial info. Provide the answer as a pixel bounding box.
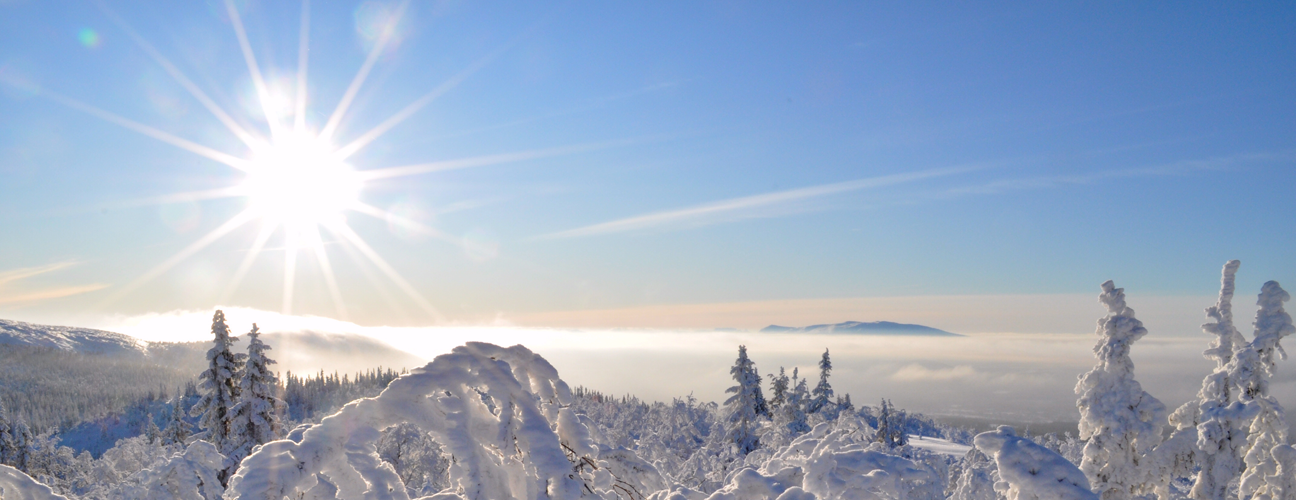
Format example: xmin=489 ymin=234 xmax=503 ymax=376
xmin=240 ymin=132 xmax=362 ymax=234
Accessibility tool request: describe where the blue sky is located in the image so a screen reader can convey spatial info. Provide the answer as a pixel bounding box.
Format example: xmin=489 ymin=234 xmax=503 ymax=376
xmin=0 ymin=1 xmax=1293 ymax=329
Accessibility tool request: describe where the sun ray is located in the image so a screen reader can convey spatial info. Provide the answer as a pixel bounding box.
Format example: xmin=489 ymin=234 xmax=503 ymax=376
xmin=310 ymin=229 xmax=350 ymax=321
xmin=99 ymin=209 xmax=257 ymax=307
xmin=348 ymin=202 xmax=458 ymax=245
xmin=318 ymin=0 xmax=411 ymax=142
xmin=356 ymin=139 xmax=650 ymax=181
xmin=334 ymin=17 xmax=553 ymax=160
xmin=92 ymin=186 xmax=245 ymax=212
xmin=218 ymin=221 xmax=277 ymax=305
xmin=293 ymin=0 xmax=311 ymax=134
xmin=93 ymin=0 xmax=264 ymax=149
xmin=334 ymin=48 xmax=506 ymax=161
xmin=334 ymin=233 xmax=412 ymax=323
xmin=225 ymin=0 xmax=286 ymax=139
xmin=325 ymin=220 xmax=442 ymax=321
xmin=37 ymin=88 xmax=250 ymax=171
xmin=282 ymin=229 xmax=299 ymax=315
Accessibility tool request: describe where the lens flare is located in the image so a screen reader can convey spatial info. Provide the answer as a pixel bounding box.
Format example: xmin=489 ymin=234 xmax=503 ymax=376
xmin=78 ymin=29 xmax=102 ymax=48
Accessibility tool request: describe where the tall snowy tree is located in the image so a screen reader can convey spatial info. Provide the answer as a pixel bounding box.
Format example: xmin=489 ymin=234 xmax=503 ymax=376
xmin=722 ymin=345 xmax=762 ymax=454
xmin=809 ymin=348 xmax=833 ymax=414
xmin=228 ymin=323 xmax=288 ymax=470
xmin=1237 ymin=281 xmax=1296 ymax=498
xmin=189 ymin=309 xmax=245 ymax=478
xmin=1075 ymin=280 xmax=1166 ymax=500
xmin=1193 ymin=261 xmax=1261 ymax=500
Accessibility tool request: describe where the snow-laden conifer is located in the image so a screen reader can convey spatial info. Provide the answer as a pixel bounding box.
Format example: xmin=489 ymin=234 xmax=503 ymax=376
xmin=769 ymin=367 xmax=789 ymax=410
xmin=188 ymin=310 xmax=244 ymax=475
xmin=775 ymin=369 xmax=810 ymax=436
xmin=162 ymin=398 xmax=193 ymax=446
xmin=1075 ymin=280 xmax=1166 ymax=500
xmin=1193 ymin=261 xmax=1261 ymax=500
xmin=722 ymin=345 xmax=763 ymax=455
xmin=809 ymin=348 xmax=833 ymax=415
xmin=1238 ymin=281 xmax=1296 ymax=498
xmin=228 ymin=323 xmax=288 ymax=470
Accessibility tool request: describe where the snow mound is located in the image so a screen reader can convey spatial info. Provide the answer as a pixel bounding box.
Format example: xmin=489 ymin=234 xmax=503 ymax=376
xmin=227 ymin=342 xmax=599 ymax=500
xmin=974 ymin=426 xmax=1096 ymax=500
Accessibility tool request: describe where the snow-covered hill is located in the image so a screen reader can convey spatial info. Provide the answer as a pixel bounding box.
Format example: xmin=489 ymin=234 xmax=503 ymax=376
xmin=760 ymin=320 xmax=961 ymax=336
xmin=0 ymin=319 xmax=146 ymax=355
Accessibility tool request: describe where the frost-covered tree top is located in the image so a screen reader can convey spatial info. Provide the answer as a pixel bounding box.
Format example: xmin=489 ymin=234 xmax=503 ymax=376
xmin=975 ymin=426 xmax=1097 ymax=500
xmin=1236 ymin=281 xmax=1295 ymax=498
xmin=1075 ymin=280 xmax=1165 ymax=500
xmin=1203 ymin=260 xmax=1244 ymax=369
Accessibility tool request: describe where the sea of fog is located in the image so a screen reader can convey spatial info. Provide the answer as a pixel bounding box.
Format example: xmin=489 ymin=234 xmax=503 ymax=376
xmin=87 ymin=306 xmax=1296 ymax=424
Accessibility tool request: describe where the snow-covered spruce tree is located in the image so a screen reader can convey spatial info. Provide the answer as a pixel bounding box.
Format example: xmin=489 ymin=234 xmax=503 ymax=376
xmin=1193 ymin=261 xmax=1261 ymax=500
xmin=752 ymin=366 xmax=770 ymax=418
xmin=775 ymin=369 xmax=810 ymax=436
xmin=809 ymin=348 xmax=833 ymax=415
xmin=836 ymin=393 xmax=854 ymax=414
xmin=228 ymin=323 xmax=288 ymax=471
xmin=188 ymin=310 xmax=244 ymax=482
xmin=875 ymin=399 xmax=907 ymax=448
xmin=723 ymin=345 xmax=763 ymax=455
xmin=1238 ymin=281 xmax=1296 ymax=499
xmin=769 ymin=367 xmax=790 ymax=411
xmin=161 ymin=398 xmax=193 ymax=446
xmin=1075 ymin=280 xmax=1166 ymax=500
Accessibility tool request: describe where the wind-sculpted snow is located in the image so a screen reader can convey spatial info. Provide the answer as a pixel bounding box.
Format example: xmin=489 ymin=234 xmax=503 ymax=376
xmin=226 ymin=342 xmax=598 ymax=500
xmin=0 ymin=463 xmax=69 ymax=500
xmin=973 ymin=426 xmax=1096 ymax=500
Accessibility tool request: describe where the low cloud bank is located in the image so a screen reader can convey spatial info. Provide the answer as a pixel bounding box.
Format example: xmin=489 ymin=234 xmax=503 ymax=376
xmin=87 ymin=308 xmax=1293 ymax=423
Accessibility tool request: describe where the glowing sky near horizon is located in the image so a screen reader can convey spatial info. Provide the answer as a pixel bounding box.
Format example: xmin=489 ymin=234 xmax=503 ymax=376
xmin=0 ymin=2 xmax=1293 ymax=331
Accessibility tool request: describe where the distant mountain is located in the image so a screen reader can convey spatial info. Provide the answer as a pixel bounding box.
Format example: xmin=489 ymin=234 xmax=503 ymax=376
xmin=0 ymin=319 xmax=146 ymax=355
xmin=760 ymin=321 xmax=961 ymax=336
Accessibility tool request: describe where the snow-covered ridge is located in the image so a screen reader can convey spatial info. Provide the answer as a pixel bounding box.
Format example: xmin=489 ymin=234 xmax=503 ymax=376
xmin=0 ymin=318 xmax=146 ymax=355
xmin=761 ymin=321 xmax=960 ymax=336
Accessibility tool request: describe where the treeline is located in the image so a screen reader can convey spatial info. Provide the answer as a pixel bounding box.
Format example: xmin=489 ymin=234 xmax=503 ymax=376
xmin=0 ymin=343 xmax=195 ymax=431
xmin=282 ymin=367 xmax=405 ymax=422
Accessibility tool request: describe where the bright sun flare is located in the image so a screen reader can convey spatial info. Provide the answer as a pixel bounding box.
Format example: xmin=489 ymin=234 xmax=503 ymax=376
xmin=240 ymin=133 xmax=362 ymax=234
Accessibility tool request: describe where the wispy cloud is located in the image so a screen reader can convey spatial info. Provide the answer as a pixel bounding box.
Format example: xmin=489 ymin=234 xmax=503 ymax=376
xmin=0 ymin=262 xmax=108 ymax=306
xmin=536 ymin=165 xmax=979 ymax=239
xmin=944 ymin=152 xmax=1292 ymax=196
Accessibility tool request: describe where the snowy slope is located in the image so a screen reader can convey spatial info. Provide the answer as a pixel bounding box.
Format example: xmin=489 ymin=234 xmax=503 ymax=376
xmin=761 ymin=320 xmax=961 ymax=336
xmin=908 ymin=434 xmax=973 ymax=456
xmin=0 ymin=319 xmax=146 ymax=355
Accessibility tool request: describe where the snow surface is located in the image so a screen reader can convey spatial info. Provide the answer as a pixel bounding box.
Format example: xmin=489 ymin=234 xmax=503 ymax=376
xmin=906 ymin=435 xmax=972 ymax=457
xmin=0 ymin=463 xmax=68 ymax=500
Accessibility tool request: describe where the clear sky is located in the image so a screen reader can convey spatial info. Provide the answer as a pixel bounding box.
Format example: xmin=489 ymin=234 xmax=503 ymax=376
xmin=1 ymin=1 xmax=1293 ymax=330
